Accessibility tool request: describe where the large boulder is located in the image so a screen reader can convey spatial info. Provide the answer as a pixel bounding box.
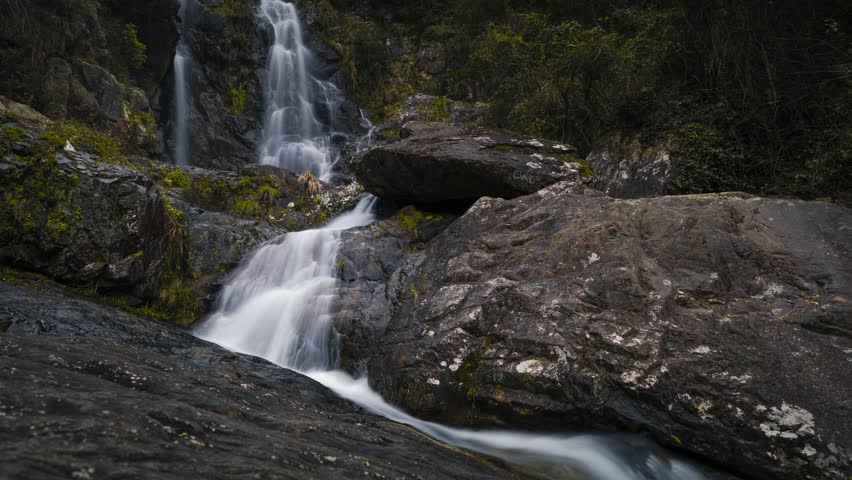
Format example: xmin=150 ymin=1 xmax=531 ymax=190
xmin=341 ymin=183 xmax=851 ymax=480
xmin=0 ymin=279 xmax=519 ymax=480
xmin=351 ymin=122 xmax=587 ymax=204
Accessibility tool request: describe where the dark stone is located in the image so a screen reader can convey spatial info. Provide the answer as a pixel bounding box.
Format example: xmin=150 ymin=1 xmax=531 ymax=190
xmin=351 ymin=122 xmax=583 ymax=204
xmin=416 ymin=42 xmax=448 ymax=74
xmin=0 ymin=280 xmax=519 ymax=480
xmin=340 ymin=183 xmax=851 ymax=480
xmin=587 ymin=135 xmax=680 ymax=198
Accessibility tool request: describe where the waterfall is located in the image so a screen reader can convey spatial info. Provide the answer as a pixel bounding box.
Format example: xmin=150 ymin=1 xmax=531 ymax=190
xmin=258 ymin=0 xmax=346 ymax=181
xmin=196 ymin=196 xmax=377 ymax=371
xmin=195 ymin=3 xmax=709 ymax=479
xmin=172 ymin=0 xmax=193 ymax=166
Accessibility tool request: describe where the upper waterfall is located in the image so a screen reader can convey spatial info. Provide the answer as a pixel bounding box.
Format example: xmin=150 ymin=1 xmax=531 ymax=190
xmin=172 ymin=0 xmax=194 ymax=166
xmin=258 ymin=0 xmax=346 ymax=181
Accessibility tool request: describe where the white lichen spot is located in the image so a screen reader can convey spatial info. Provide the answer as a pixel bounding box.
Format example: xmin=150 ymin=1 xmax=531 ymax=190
xmin=526 ymin=161 xmax=543 ymax=169
xmin=802 ymin=445 xmax=817 ymax=457
xmin=553 ymin=144 xmax=571 ymax=151
xmin=691 ymin=346 xmax=711 ymax=354
xmin=440 ymin=361 xmax=448 ymax=367
xmin=621 ymin=371 xmax=642 ymax=384
xmin=427 ymin=378 xmax=441 ymax=386
xmin=760 ymin=403 xmax=816 ymax=439
xmin=583 ymin=253 xmax=601 ymax=268
xmin=516 ymin=360 xmax=544 ymax=375
xmin=709 ymin=272 xmax=719 ymax=280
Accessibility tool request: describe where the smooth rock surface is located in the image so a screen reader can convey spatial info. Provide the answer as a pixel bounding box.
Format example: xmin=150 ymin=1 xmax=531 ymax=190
xmin=351 ymin=122 xmax=583 ymax=204
xmin=343 ymin=183 xmax=851 ymax=480
xmin=0 ymin=280 xmax=519 ymax=480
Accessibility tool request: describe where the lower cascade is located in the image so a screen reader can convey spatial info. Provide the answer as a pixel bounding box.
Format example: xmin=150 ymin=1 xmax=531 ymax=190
xmin=196 ymin=198 xmax=708 ymax=480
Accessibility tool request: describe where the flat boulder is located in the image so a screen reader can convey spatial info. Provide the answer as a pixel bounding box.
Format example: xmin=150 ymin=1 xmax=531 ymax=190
xmin=350 ymin=121 xmax=586 ymax=203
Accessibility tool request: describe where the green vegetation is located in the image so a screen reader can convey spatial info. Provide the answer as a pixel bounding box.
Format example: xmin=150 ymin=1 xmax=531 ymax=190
xmin=229 ymin=88 xmax=248 ymax=115
xmin=40 ymin=120 xmax=126 ymax=165
xmin=395 ymin=205 xmax=444 ymax=238
xmin=425 ymin=96 xmax=451 ymax=121
xmin=0 ymin=126 xmax=79 ymax=241
xmin=121 ymin=23 xmax=147 ymax=69
xmin=310 ymin=0 xmax=851 ymax=200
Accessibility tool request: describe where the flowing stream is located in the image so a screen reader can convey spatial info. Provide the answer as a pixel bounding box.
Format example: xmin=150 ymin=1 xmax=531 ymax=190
xmin=197 ymin=2 xmax=709 ymax=479
xmin=172 ymin=0 xmax=194 ymax=165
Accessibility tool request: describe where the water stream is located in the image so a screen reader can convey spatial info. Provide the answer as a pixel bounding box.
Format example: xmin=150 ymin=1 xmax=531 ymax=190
xmin=196 ymin=2 xmax=710 ymax=479
xmin=172 ymin=0 xmax=194 ymax=166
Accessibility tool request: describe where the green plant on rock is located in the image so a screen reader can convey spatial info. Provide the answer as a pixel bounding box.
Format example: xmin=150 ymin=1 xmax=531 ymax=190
xmin=40 ymin=120 xmax=126 ymax=165
xmin=425 ymin=96 xmax=451 ymax=121
xmin=0 ymin=132 xmax=79 ymax=241
xmin=121 ymin=23 xmax=147 ymax=69
xmin=396 ymin=205 xmax=425 ymax=236
xmin=229 ymin=88 xmax=248 ymax=115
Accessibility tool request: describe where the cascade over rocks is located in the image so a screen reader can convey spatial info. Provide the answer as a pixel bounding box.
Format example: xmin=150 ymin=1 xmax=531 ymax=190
xmin=0 ymin=105 xmax=355 ymax=315
xmin=350 ymin=121 xmax=586 ymax=204
xmin=0 ymin=280 xmax=520 ymax=480
xmin=335 ymin=183 xmax=851 ymax=480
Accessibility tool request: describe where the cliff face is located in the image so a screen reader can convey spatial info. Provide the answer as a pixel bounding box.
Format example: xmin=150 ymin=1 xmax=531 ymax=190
xmin=0 ymin=0 xmax=180 ymax=156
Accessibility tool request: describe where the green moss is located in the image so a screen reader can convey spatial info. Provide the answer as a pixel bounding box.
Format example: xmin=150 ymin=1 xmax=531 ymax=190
xmin=40 ymin=120 xmax=126 ymax=165
xmin=163 ymin=168 xmax=191 ymax=189
xmin=2 ymin=125 xmax=26 ymax=142
xmin=396 ymin=205 xmax=425 ymax=236
xmin=567 ymin=155 xmax=596 ymax=178
xmin=121 ymin=23 xmax=147 ymax=69
xmin=229 ymin=88 xmax=248 ymax=115
xmin=0 ymin=132 xmax=78 ymax=241
xmin=155 ymin=275 xmax=201 ymax=326
xmin=425 ymin=96 xmax=452 ymax=121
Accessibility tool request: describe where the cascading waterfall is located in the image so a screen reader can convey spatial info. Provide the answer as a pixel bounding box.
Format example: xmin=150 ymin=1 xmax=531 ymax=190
xmin=172 ymin=0 xmax=194 ymax=166
xmin=258 ymin=0 xmax=347 ymax=181
xmin=196 ymin=3 xmax=709 ymax=479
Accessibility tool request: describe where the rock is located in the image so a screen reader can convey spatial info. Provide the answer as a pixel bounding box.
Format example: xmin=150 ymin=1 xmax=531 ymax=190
xmin=0 ymin=279 xmax=519 ymax=480
xmin=417 ymin=42 xmax=448 ymax=74
xmin=0 ymin=0 xmax=179 ymax=125
xmin=0 ymin=116 xmax=321 ymax=315
xmin=0 ymin=148 xmax=165 ymax=299
xmin=160 ymin=0 xmax=264 ymax=170
xmin=344 ymin=183 xmax=851 ymax=479
xmin=383 ymin=93 xmax=488 ymax=127
xmin=0 ymin=96 xmax=50 ymax=128
xmin=40 ymin=58 xmax=73 ymax=118
xmin=587 ymin=135 xmax=680 ymax=198
xmin=351 ymin=122 xmax=584 ymax=204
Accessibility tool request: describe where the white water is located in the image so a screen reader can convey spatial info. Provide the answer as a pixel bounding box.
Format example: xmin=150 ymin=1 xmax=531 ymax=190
xmin=172 ymin=0 xmax=193 ymax=165
xmin=258 ymin=0 xmax=347 ymax=181
xmin=196 ymin=2 xmax=709 ymax=478
xmin=196 ymin=195 xmax=708 ymax=479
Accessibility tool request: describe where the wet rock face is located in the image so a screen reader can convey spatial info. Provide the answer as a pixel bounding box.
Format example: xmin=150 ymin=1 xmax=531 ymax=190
xmin=0 ymin=0 xmax=179 ymax=123
xmin=0 ymin=148 xmax=166 ymax=299
xmin=346 ymin=184 xmax=851 ymax=479
xmin=351 ymin=121 xmax=584 ymax=204
xmin=0 ymin=280 xmax=519 ymax=480
xmin=587 ymin=136 xmax=680 ymax=198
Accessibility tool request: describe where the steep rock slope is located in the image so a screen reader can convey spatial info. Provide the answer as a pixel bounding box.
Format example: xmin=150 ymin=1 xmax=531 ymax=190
xmin=0 ymin=280 xmax=519 ymax=480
